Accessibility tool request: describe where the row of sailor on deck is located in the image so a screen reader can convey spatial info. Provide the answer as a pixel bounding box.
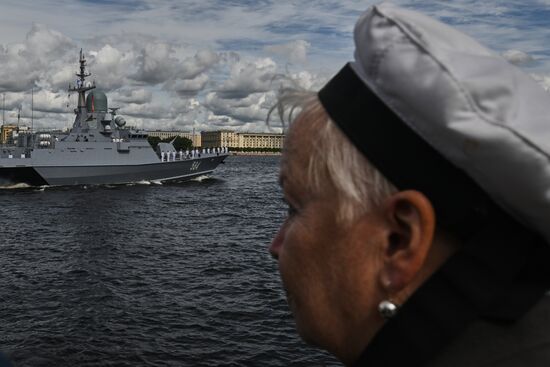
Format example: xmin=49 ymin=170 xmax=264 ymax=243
xmin=160 ymin=147 xmax=228 ymax=162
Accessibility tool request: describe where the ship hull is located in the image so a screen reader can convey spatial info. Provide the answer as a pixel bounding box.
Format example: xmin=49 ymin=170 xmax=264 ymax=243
xmin=0 ymin=167 xmax=49 ymax=186
xmin=0 ymin=155 xmax=227 ymax=186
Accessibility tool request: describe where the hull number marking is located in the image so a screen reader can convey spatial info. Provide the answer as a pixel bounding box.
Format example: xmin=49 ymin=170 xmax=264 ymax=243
xmin=190 ymin=161 xmax=201 ymax=171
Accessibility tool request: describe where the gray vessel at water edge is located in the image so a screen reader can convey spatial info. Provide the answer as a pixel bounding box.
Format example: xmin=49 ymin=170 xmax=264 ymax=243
xmin=0 ymin=50 xmax=228 ymax=186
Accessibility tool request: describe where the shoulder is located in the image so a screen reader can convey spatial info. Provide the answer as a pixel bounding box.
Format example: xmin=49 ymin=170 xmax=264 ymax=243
xmin=428 ymin=295 xmax=550 ymax=367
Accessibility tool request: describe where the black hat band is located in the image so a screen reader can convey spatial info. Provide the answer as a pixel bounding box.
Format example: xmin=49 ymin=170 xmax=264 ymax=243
xmin=318 ymin=63 xmax=504 ymax=239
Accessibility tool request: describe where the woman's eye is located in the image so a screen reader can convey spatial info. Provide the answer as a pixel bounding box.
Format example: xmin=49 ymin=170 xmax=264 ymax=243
xmin=282 ymin=197 xmax=298 ymax=217
xmin=287 ymin=205 xmax=297 ymax=217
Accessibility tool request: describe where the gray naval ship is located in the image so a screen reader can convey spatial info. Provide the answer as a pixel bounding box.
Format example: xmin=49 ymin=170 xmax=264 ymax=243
xmin=0 ymin=50 xmax=228 ymax=186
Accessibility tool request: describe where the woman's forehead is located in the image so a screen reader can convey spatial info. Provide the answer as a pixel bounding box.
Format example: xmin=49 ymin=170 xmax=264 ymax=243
xmin=280 ymin=117 xmax=318 ymax=194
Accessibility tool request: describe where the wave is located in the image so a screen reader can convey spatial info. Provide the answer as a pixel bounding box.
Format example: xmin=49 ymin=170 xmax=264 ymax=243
xmin=134 ymin=180 xmax=152 ymax=185
xmin=191 ymin=175 xmax=211 ymax=182
xmin=0 ymin=182 xmax=32 ymax=190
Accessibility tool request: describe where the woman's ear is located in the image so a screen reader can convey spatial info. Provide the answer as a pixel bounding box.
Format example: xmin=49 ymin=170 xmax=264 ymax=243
xmin=378 ymin=190 xmax=436 ymax=296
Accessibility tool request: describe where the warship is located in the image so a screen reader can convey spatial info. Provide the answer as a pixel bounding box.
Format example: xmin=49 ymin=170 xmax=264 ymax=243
xmin=0 ymin=50 xmax=228 ymax=186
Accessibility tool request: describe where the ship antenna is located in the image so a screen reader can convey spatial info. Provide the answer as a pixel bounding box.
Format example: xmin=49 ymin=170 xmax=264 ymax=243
xmin=77 ymin=48 xmax=91 ymax=84
xmin=68 ymin=48 xmax=96 ymax=114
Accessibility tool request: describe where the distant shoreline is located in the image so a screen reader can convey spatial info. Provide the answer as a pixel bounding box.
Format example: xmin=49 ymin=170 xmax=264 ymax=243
xmin=230 ymin=152 xmax=281 ymax=156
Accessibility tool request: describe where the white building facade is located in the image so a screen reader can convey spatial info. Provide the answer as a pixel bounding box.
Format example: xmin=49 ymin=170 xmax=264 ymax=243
xmin=201 ymin=130 xmax=284 ymax=150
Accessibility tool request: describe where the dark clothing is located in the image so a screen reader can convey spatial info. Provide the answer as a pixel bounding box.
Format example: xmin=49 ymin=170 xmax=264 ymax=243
xmin=427 ymin=295 xmax=550 ymax=367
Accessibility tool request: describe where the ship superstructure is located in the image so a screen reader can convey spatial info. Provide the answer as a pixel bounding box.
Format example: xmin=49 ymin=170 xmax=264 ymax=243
xmin=0 ymin=50 xmax=228 ymax=186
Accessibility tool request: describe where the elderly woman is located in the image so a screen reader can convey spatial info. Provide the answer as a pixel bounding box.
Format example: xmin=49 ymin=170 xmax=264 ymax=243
xmin=269 ymin=3 xmax=550 ymax=367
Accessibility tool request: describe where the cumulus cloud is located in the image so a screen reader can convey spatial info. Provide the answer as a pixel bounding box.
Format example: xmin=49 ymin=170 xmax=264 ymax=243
xmin=0 ymin=8 xmax=350 ymax=132
xmin=0 ymin=2 xmax=378 ymax=131
xmin=111 ymin=88 xmax=153 ymax=105
xmin=25 ymin=23 xmax=73 ymax=58
xmin=180 ymin=49 xmax=221 ymax=79
xmin=204 ymin=91 xmax=274 ymax=124
xmin=116 ymin=97 xmax=211 ymax=131
xmin=265 ymin=40 xmax=311 ymax=64
xmin=32 ymin=90 xmax=69 ymax=114
xmin=129 ymin=45 xmax=221 ymax=93
xmin=0 ymin=24 xmax=75 ymax=93
xmin=0 ymin=49 xmax=38 ymax=92
xmin=118 ymin=100 xmax=175 ymax=120
xmin=502 ymin=49 xmax=534 ymax=66
xmin=0 ymin=21 xmax=326 ymax=132
xmin=215 ymin=58 xmax=277 ymax=99
xmin=87 ymin=45 xmax=135 ymax=90
xmin=47 ymin=64 xmax=77 ymax=91
xmin=131 ymin=42 xmax=179 ymax=85
xmin=165 ymin=73 xmax=209 ymax=97
xmin=1 ymin=0 xmax=550 ymax=134
xmin=286 ymin=70 xmax=328 ymax=91
xmin=0 ymin=92 xmax=24 ymax=112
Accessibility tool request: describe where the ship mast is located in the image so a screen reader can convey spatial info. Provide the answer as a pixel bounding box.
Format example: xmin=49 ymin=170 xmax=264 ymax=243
xmin=68 ymin=49 xmax=95 ymax=126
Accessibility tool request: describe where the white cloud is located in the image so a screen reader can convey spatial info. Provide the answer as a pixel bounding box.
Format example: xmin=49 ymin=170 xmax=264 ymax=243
xmin=165 ymin=73 xmax=209 ymax=97
xmin=47 ymin=64 xmax=77 ymax=91
xmin=0 ymin=1 xmax=548 ymax=132
xmin=118 ymin=100 xmax=174 ymax=120
xmin=215 ymin=58 xmax=277 ymax=99
xmin=204 ymin=91 xmax=275 ymax=125
xmin=25 ymin=23 xmax=73 ymax=58
xmin=288 ymin=70 xmax=328 ymax=91
xmin=88 ymin=44 xmax=135 ymax=90
xmin=0 ymin=23 xmax=75 ymax=92
xmin=111 ymin=88 xmax=153 ymax=105
xmin=180 ymin=49 xmax=221 ymax=79
xmin=265 ymin=40 xmax=311 ymax=64
xmin=32 ymin=90 xmax=68 ymax=114
xmin=132 ymin=42 xmax=179 ymax=85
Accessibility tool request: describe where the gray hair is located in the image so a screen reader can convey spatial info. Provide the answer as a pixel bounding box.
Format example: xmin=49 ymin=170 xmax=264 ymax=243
xmin=270 ymin=88 xmax=397 ymax=223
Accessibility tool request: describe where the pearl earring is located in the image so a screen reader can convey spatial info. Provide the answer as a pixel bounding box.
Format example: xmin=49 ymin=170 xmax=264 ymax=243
xmin=378 ymin=300 xmax=399 ymax=319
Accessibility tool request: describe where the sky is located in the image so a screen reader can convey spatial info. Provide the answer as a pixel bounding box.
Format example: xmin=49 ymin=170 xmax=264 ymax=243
xmin=0 ymin=0 xmax=549 ymax=133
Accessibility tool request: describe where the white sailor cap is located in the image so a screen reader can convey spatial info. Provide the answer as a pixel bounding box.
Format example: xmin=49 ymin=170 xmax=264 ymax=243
xmin=318 ymin=3 xmax=550 ymax=243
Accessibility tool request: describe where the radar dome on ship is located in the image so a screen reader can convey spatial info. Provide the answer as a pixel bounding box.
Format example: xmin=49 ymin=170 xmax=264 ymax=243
xmin=86 ymin=90 xmax=108 ymax=113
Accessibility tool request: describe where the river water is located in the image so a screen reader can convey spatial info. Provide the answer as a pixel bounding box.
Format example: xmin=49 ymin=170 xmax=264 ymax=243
xmin=0 ymin=156 xmax=340 ymax=366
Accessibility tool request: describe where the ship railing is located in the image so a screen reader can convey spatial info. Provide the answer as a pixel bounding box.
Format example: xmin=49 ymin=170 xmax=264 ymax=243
xmin=158 ymin=147 xmax=229 ymax=162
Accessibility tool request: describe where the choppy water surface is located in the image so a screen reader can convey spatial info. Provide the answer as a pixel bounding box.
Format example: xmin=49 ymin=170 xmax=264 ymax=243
xmin=0 ymin=156 xmax=339 ymax=366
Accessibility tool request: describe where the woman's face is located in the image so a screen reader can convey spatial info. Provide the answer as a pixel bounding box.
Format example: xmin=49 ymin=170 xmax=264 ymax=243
xmin=270 ymin=113 xmax=388 ymax=359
